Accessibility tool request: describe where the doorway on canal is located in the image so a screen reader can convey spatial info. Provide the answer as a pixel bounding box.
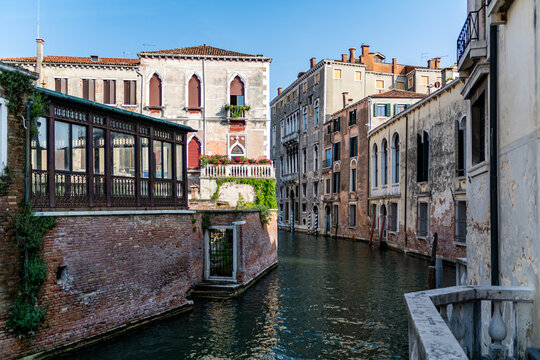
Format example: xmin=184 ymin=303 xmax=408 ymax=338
xmin=61 ymin=230 xmax=455 ymax=360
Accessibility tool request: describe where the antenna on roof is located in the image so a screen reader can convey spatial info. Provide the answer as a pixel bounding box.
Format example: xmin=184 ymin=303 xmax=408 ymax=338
xmin=142 ymin=43 xmax=156 ymax=51
xmin=420 ymin=52 xmax=429 ymax=64
xmin=122 ymin=51 xmax=133 ymax=58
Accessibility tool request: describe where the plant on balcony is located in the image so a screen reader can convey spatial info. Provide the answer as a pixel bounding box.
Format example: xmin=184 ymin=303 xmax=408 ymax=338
xmin=211 ymin=177 xmax=277 ymax=209
xmin=199 ymin=155 xmax=272 ymax=168
xmin=224 ymin=104 xmax=250 ymax=119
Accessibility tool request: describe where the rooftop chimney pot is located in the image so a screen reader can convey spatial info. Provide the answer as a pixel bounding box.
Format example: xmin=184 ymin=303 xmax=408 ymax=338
xmin=361 ymin=45 xmax=370 ymax=57
xmin=278 ymin=87 xmax=282 ymax=95
xmin=310 ymin=57 xmax=316 ymax=68
xmin=349 ymin=48 xmax=356 ymax=62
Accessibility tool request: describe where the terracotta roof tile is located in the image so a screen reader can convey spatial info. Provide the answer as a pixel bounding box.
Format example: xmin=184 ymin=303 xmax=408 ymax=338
xmin=142 ymin=45 xmax=258 ymax=57
xmin=0 ymin=56 xmax=140 ymax=66
xmin=370 ymin=89 xmax=427 ymax=98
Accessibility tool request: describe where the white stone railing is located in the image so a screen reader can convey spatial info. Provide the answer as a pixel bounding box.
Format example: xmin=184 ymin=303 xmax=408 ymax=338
xmin=405 ymin=286 xmax=534 ymax=360
xmin=201 ymin=164 xmax=275 ymax=179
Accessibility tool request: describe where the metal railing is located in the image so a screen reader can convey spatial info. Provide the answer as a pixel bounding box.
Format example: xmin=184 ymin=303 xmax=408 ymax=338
xmin=406 ymin=286 xmax=534 ymax=359
xmin=457 ymin=9 xmax=482 ymax=63
xmin=201 ymin=164 xmax=275 ymax=179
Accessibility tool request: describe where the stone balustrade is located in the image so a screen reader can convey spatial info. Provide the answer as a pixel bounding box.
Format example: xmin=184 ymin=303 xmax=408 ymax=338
xmin=405 ymin=286 xmax=534 ymax=360
xmin=201 ymin=164 xmax=275 ymax=179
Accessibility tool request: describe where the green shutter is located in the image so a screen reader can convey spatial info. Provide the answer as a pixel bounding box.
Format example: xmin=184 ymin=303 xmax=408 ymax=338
xmin=394 ymin=104 xmax=398 ymax=115
xmin=386 ymin=103 xmax=391 ymax=116
xmin=373 ymin=103 xmax=378 ymax=116
xmin=405 ymin=104 xmax=410 ymax=109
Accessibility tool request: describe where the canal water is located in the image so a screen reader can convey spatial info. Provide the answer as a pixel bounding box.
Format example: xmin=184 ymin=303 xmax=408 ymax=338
xmin=64 ymin=231 xmax=454 ymax=359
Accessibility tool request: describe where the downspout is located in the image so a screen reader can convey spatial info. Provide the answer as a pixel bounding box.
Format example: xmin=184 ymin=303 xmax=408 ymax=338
xmin=404 ymin=115 xmax=408 ymax=246
xmin=24 ymin=99 xmax=34 ymax=204
xmin=202 ymin=46 xmax=207 ymax=155
xmin=136 ymin=69 xmax=143 ymax=113
xmin=489 ymin=25 xmax=499 ymax=286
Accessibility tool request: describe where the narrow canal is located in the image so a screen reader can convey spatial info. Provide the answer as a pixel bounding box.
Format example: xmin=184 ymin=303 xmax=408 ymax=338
xmin=64 ymin=231 xmax=454 ymax=359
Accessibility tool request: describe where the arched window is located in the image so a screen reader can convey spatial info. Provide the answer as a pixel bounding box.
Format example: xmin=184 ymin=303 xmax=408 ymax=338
xmin=188 ymin=75 xmax=201 ymax=108
xmin=313 ymin=145 xmax=319 ymax=170
xmin=187 ymin=137 xmax=201 ymax=169
xmin=372 ymin=144 xmax=378 ymax=187
xmin=230 ymin=76 xmax=245 ymax=105
xmin=149 ymin=74 xmax=162 ymax=107
xmin=381 ymin=139 xmax=388 ymax=185
xmin=392 ymin=133 xmax=400 ymax=184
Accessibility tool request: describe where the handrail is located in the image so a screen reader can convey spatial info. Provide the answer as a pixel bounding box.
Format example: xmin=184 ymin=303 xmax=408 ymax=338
xmin=457 ymin=8 xmax=482 ymax=63
xmin=201 ymin=164 xmax=275 ymax=179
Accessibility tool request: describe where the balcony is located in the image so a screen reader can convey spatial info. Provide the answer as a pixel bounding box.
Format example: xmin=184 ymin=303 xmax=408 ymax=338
xmin=281 ymin=172 xmax=299 ymax=184
xmin=226 ymin=105 xmax=249 ymax=123
xmin=200 ymin=164 xmax=275 ymax=179
xmin=406 ymin=285 xmax=533 ymax=360
xmin=282 ymin=131 xmax=299 ymax=146
xmin=457 ymin=8 xmax=487 ymax=71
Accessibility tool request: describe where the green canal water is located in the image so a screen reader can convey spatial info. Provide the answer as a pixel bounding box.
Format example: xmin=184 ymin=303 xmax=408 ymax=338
xmin=63 ymin=230 xmax=454 ymax=359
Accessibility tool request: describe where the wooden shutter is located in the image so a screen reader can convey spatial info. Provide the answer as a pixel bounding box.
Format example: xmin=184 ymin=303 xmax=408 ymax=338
xmin=130 ymin=81 xmax=136 ymax=105
xmin=230 ymin=76 xmax=244 ymax=96
xmin=149 ymin=74 xmax=162 ymax=107
xmin=423 ymin=132 xmax=429 ymax=181
xmin=187 ymin=137 xmax=201 ymax=168
xmin=373 ymin=103 xmax=378 ymax=116
xmin=394 ymin=104 xmax=398 ymax=115
xmin=124 ymin=81 xmax=130 ymax=105
xmin=82 ymin=79 xmax=89 ymax=100
xmin=89 ymin=79 xmax=95 ymax=101
xmin=104 ymin=80 xmax=110 ymax=104
xmin=385 ymin=103 xmax=391 ymax=116
xmin=55 ymin=78 xmax=61 ymax=92
xmin=188 ymin=75 xmax=201 ymax=107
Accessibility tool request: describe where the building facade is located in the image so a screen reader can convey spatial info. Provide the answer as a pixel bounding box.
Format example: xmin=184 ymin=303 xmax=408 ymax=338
xmin=271 ymin=45 xmax=454 ymax=234
xmin=2 ymin=42 xmax=272 ymax=196
xmin=368 ymin=81 xmax=468 ymax=261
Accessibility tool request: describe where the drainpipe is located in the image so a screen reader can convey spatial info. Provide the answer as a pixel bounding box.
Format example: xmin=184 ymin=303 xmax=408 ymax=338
xmin=136 ymin=69 xmax=143 ymax=113
xmin=404 ymin=115 xmax=408 ymax=246
xmin=489 ymin=25 xmax=499 ymax=286
xmin=202 ymin=45 xmax=207 ymax=155
xmin=24 ymin=99 xmax=34 ymax=205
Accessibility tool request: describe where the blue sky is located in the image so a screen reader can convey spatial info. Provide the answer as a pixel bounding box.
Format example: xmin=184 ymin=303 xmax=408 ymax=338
xmin=1 ymin=0 xmax=467 ymax=98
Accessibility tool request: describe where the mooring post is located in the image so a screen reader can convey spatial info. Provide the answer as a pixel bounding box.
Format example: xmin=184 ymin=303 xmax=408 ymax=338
xmin=428 ymin=232 xmax=438 ymax=289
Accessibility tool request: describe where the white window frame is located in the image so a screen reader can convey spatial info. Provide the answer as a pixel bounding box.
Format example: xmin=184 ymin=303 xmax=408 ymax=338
xmin=354 ymin=71 xmax=362 ymax=81
xmin=333 ymin=68 xmax=342 ymax=79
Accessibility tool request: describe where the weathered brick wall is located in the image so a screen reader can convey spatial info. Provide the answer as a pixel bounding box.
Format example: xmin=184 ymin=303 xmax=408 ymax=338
xmin=0 ymin=209 xmax=277 ymax=359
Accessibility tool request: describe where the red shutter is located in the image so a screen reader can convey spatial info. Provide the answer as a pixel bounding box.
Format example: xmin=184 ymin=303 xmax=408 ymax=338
xmin=187 ymin=137 xmax=201 ymax=169
xmin=230 ymin=76 xmax=244 ymax=96
xmin=188 ymin=75 xmax=201 ymax=108
xmin=149 ymin=74 xmax=162 ymax=107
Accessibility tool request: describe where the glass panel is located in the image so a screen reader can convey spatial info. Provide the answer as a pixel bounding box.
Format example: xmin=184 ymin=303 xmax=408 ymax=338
xmin=93 ymin=128 xmax=105 ymax=175
xmin=111 ymin=131 xmax=135 ymax=177
xmin=141 ymin=137 xmax=149 ymax=178
xmin=154 ymin=140 xmax=163 ymax=179
xmin=163 ymin=142 xmax=172 ymax=179
xmin=31 ymin=117 xmax=47 ymax=171
xmin=71 ymin=124 xmax=86 ymax=172
xmin=55 ymin=121 xmax=70 ymax=171
xmin=176 ymin=144 xmax=183 ymax=181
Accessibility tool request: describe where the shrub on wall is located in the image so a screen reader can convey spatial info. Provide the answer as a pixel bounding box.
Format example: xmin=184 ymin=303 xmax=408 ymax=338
xmin=211 ymin=177 xmax=277 ymax=209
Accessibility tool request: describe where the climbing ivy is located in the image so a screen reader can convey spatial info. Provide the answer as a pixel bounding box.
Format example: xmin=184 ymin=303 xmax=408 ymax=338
xmin=211 ymin=177 xmax=277 ymax=209
xmin=7 ymin=201 xmax=56 ymax=335
xmin=0 ymin=166 xmax=12 ymax=196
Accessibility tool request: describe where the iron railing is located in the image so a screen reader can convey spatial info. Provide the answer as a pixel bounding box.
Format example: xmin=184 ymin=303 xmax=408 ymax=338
xmin=457 ymin=9 xmax=482 ymax=63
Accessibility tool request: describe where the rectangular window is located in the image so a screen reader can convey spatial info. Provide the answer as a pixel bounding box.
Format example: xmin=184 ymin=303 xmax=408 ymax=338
xmin=111 ymin=131 xmax=135 ymax=177
xmin=395 ymin=104 xmax=407 ymax=114
xmin=418 ymin=202 xmax=428 ymax=237
xmin=333 ymin=204 xmax=339 ymax=226
xmin=408 ymin=77 xmax=414 ymax=88
xmin=153 ymin=140 xmax=173 ymax=179
xmin=93 ymin=128 xmax=105 ymax=175
xmin=103 ymin=80 xmax=116 ymax=104
xmin=389 ymin=202 xmax=398 ymax=232
xmin=326 ymin=124 xmax=332 ymax=135
xmin=376 ymin=80 xmax=384 ymax=89
xmin=302 ymin=148 xmax=307 ymax=174
xmin=355 ymin=71 xmax=362 ymax=81
xmin=55 ymin=78 xmax=68 ymax=94
xmin=455 ymin=201 xmax=467 ymax=243
xmin=348 ymin=109 xmax=357 ymax=126
xmin=396 ymin=81 xmax=405 ymax=90
xmin=31 ymin=117 xmax=47 ymax=171
xmin=82 ymin=79 xmax=95 ymax=101
xmin=350 ymin=168 xmax=357 ymax=192
xmin=349 ymin=204 xmax=357 ymax=227
xmin=326 ymin=178 xmax=331 ymax=194
xmin=303 ymin=82 xmax=307 ymax=92
xmin=272 ymin=125 xmax=276 ymax=147
xmin=302 ymin=183 xmax=307 ymax=197
xmin=333 ymin=142 xmax=340 ymax=161
xmin=54 ymin=121 xmax=86 ymax=172
xmin=325 ymin=148 xmax=332 ymax=168
xmin=375 ymin=103 xmax=390 ymax=117
xmin=303 ymin=112 xmax=308 ymax=131
xmin=334 ymin=69 xmax=342 ymax=79
xmin=416 ymin=132 xmax=429 ymax=182
xmin=314 ymin=181 xmax=318 ymax=196
xmin=280 ymin=121 xmax=284 ymax=138
xmin=315 ymin=73 xmax=320 ymax=83
xmin=176 ymin=144 xmax=184 ymax=181
xmin=421 ymin=76 xmax=429 ymax=85
xmin=471 ymin=93 xmax=486 ymax=165
xmin=333 ymin=117 xmax=341 ymax=132
xmin=123 ymin=80 xmax=136 ymax=105
xmin=314 ymin=106 xmax=319 ymax=125
xmin=140 ymin=137 xmax=149 ymax=178
xmin=457 ymin=121 xmax=465 ymax=176
xmin=349 ymin=136 xmax=358 ymax=157
xmin=332 ymin=171 xmax=340 ymax=193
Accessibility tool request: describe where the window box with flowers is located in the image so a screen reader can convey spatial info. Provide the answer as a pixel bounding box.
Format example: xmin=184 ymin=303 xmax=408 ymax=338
xmin=225 ymin=104 xmax=250 ymax=120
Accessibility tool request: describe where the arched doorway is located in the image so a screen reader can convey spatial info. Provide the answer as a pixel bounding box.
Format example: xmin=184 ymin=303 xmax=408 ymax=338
xmin=187 ymin=137 xmax=201 ymax=169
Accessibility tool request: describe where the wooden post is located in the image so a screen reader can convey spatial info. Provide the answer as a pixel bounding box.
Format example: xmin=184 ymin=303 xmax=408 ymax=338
xmin=369 ymin=214 xmax=376 ymax=246
xmin=378 ymin=215 xmax=386 ymax=248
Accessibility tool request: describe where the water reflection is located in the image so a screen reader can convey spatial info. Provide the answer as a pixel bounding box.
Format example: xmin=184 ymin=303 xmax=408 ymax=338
xmin=63 ymin=231 xmax=454 ymax=360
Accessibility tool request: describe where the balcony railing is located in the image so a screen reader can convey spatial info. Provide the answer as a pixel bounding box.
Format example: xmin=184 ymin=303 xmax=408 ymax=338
xmin=201 ymin=164 xmax=275 ymax=179
xmin=227 ymin=105 xmax=249 ymax=121
xmin=406 ymin=286 xmax=534 ymax=360
xmin=457 ymin=9 xmax=482 ymax=63
xmin=282 ymin=131 xmax=299 ymax=145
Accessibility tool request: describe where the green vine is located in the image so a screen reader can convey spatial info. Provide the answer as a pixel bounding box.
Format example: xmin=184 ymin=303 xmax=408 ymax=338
xmin=201 ymin=215 xmax=211 ymax=230
xmin=0 ymin=166 xmax=12 ymax=196
xmin=211 ymin=177 xmax=277 ymax=209
xmin=7 ymin=200 xmax=56 ymax=335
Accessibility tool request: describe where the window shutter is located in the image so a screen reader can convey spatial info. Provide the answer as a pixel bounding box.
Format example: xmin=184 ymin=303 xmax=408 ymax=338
xmin=82 ymin=79 xmax=89 ymax=100
xmin=423 ymin=132 xmax=429 ymax=181
xmin=89 ymin=79 xmax=95 ymax=101
xmin=405 ymin=104 xmax=410 ymax=109
xmin=394 ymin=104 xmax=398 ymax=115
xmin=104 ymin=80 xmax=110 ymax=104
xmin=416 ymin=134 xmax=423 ymax=182
xmin=373 ymin=103 xmax=378 ymax=115
xmin=386 ymin=103 xmax=391 ymax=116
xmin=55 ymin=78 xmax=61 ymax=92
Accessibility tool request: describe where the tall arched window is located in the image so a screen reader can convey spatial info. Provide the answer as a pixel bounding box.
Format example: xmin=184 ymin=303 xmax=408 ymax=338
xmin=372 ymin=144 xmax=378 ymax=187
xmin=392 ymin=133 xmax=400 ymax=184
xmin=381 ymin=139 xmax=388 ymax=185
xmin=313 ymin=145 xmax=319 ymax=170
xmin=230 ymin=76 xmax=245 ymax=105
xmin=188 ymin=75 xmax=201 ymax=108
xmin=149 ymin=74 xmax=162 ymax=107
xmin=187 ymin=136 xmax=201 ymax=169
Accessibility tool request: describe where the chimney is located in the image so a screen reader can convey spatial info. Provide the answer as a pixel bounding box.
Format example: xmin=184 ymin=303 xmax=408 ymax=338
xmin=36 ymin=38 xmax=44 ymax=86
xmin=341 ymin=54 xmax=348 ymax=62
xmin=310 ymin=57 xmax=316 ymax=68
xmin=349 ymin=48 xmax=356 ymax=62
xmin=361 ymin=44 xmax=370 ymax=57
xmin=342 ymin=92 xmax=349 ymax=108
xmin=435 ymin=57 xmax=441 ymax=69
xmin=427 ymin=59 xmax=434 ymax=69
xmin=392 ymin=58 xmax=397 ymax=73
xmin=278 ymin=87 xmax=282 ymax=95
